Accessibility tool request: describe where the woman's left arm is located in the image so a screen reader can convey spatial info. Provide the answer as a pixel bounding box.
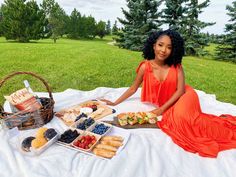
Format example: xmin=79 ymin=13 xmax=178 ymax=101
xmin=151 ymin=66 xmax=185 ymax=116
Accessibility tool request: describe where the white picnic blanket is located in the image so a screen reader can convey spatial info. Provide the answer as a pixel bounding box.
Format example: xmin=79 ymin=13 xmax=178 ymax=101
xmin=1 ymin=87 xmax=236 ymax=177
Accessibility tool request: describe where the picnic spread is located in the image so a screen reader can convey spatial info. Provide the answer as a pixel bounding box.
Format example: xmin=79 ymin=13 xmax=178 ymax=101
xmin=1 ymin=72 xmax=236 ymax=177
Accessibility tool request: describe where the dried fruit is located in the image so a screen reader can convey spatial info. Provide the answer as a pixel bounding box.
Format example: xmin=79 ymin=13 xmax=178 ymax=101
xmin=21 ymin=136 xmax=35 ymax=152
xmin=44 ymin=128 xmax=57 ymax=140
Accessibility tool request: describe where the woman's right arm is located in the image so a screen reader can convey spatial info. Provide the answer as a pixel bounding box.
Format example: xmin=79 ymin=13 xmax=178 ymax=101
xmin=101 ymin=63 xmax=145 ymax=106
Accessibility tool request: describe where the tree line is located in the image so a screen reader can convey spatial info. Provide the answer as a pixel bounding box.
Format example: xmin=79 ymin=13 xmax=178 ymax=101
xmin=117 ymin=0 xmax=235 ymax=62
xmin=0 ymin=0 xmax=119 ymax=43
xmin=0 ymin=0 xmax=235 ymax=62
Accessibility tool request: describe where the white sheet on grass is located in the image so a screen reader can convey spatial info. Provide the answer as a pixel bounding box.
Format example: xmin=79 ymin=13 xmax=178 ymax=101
xmin=1 ymin=87 xmax=236 ymax=177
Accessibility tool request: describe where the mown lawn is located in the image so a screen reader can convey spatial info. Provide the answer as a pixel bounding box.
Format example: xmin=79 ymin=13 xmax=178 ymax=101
xmin=0 ymin=37 xmax=235 ymax=105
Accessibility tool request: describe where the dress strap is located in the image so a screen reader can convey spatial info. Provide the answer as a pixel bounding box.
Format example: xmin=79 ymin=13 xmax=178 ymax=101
xmin=136 ymin=60 xmax=151 ymax=73
xmin=136 ymin=60 xmax=145 ymax=73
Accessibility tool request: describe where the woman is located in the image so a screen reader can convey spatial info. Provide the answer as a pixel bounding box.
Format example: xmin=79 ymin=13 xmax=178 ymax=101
xmin=102 ymin=29 xmax=236 ymax=158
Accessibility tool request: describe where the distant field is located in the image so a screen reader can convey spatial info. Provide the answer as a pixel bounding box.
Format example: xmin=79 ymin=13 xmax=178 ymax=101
xmin=0 ymin=37 xmax=235 ymax=105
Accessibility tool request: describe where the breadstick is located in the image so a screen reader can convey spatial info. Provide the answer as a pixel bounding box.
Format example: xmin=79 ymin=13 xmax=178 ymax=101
xmin=93 ymin=148 xmax=116 ymax=158
xmin=101 ymin=136 xmax=123 ymax=142
xmin=95 ymin=144 xmax=118 ymax=152
xmin=100 ymin=140 xmax=123 ymax=147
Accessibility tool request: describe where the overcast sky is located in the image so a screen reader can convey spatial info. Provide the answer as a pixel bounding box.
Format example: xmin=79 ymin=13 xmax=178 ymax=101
xmin=0 ymin=0 xmax=234 ymax=34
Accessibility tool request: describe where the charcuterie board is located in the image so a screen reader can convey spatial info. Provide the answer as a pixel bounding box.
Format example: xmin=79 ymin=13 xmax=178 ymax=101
xmin=55 ymin=100 xmax=115 ymax=126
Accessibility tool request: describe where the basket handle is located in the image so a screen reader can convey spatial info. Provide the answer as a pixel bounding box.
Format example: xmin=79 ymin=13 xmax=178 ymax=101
xmin=0 ymin=71 xmax=54 ymax=109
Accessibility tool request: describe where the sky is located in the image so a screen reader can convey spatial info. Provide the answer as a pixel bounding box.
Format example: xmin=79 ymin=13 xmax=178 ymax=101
xmin=0 ymin=0 xmax=234 ymax=34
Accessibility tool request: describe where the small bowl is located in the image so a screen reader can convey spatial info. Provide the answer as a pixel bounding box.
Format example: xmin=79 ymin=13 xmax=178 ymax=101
xmin=71 ymin=131 xmax=101 ymax=152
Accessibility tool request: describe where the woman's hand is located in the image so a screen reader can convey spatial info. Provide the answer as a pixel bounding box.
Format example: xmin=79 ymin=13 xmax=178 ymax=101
xmin=150 ymin=108 xmax=164 ymax=116
xmin=99 ymin=99 xmax=117 ymax=106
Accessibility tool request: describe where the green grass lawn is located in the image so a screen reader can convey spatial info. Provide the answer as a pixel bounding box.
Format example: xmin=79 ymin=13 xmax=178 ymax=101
xmin=0 ymin=37 xmax=236 ymax=105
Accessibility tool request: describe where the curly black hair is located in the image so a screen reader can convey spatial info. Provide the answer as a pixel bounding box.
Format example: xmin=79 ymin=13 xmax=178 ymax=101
xmin=142 ymin=29 xmax=185 ymax=66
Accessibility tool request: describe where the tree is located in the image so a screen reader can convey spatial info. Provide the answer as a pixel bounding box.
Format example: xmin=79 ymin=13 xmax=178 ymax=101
xmin=41 ymin=0 xmax=67 ymax=43
xmin=183 ymin=0 xmax=215 ymax=56
xmin=118 ymin=0 xmax=163 ymax=51
xmin=106 ymin=20 xmax=111 ymax=35
xmin=215 ymin=1 xmax=236 ymax=62
xmin=163 ymin=0 xmax=214 ymax=56
xmin=83 ymin=15 xmax=97 ymax=38
xmin=96 ymin=20 xmax=106 ymax=39
xmin=67 ymin=8 xmax=81 ymax=39
xmin=162 ymin=0 xmax=188 ymax=31
xmin=1 ymin=0 xmax=45 ymax=42
xmin=0 ymin=5 xmax=3 ymax=36
xmin=112 ymin=20 xmax=119 ymax=35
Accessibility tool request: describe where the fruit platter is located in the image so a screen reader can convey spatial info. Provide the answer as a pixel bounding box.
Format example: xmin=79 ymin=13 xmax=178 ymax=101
xmin=8 ymin=127 xmax=59 ymax=156
xmin=56 ymin=116 xmax=130 ymax=159
xmin=55 ymin=100 xmax=115 ymax=126
xmin=71 ymin=117 xmax=112 ymax=136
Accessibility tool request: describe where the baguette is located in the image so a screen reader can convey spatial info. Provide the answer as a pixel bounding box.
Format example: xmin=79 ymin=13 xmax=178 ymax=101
xmin=95 ymin=144 xmax=118 ymax=152
xmin=101 ymin=136 xmax=123 ymax=142
xmin=101 ymin=140 xmax=123 ymax=147
xmin=93 ymin=148 xmax=116 ymax=158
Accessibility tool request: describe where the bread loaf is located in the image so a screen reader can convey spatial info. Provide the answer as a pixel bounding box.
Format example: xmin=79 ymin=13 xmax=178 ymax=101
xmin=95 ymin=144 xmax=118 ymax=152
xmin=101 ymin=136 xmax=123 ymax=142
xmin=93 ymin=148 xmax=116 ymax=158
xmin=101 ymin=140 xmax=123 ymax=147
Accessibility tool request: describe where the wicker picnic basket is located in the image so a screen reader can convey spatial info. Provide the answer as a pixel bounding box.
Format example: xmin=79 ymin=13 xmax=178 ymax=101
xmin=0 ymin=72 xmax=54 ymax=130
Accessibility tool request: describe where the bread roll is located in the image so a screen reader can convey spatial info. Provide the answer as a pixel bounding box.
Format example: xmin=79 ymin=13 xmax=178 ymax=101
xmin=101 ymin=140 xmax=123 ymax=147
xmin=95 ymin=144 xmax=118 ymax=152
xmin=101 ymin=136 xmax=123 ymax=142
xmin=93 ymin=148 xmax=116 ymax=158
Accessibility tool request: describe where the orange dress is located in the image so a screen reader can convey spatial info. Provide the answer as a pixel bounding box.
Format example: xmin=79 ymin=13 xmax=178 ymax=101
xmin=137 ymin=60 xmax=236 ymax=158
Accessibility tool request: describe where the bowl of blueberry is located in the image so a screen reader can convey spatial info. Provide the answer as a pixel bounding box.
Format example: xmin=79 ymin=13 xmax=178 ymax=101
xmin=88 ymin=122 xmax=112 ymax=136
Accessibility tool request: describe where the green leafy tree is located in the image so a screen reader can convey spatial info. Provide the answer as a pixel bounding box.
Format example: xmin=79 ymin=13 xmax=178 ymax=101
xmin=118 ymin=0 xmax=163 ymax=51
xmin=83 ymin=15 xmax=97 ymax=38
xmin=112 ymin=20 xmax=119 ymax=35
xmin=0 ymin=5 xmax=3 ymax=36
xmin=106 ymin=20 xmax=111 ymax=35
xmin=67 ymin=8 xmax=81 ymax=39
xmin=68 ymin=10 xmax=97 ymax=39
xmin=96 ymin=20 xmax=106 ymax=39
xmin=215 ymin=1 xmax=236 ymax=62
xmin=41 ymin=0 xmax=67 ymax=43
xmin=1 ymin=0 xmax=45 ymax=42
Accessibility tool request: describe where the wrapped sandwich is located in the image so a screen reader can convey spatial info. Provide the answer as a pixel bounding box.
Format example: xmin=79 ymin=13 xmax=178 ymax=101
xmin=117 ymin=113 xmax=128 ymax=126
xmin=136 ymin=112 xmax=146 ymax=124
xmin=146 ymin=112 xmax=157 ymax=124
xmin=127 ymin=112 xmax=137 ymax=125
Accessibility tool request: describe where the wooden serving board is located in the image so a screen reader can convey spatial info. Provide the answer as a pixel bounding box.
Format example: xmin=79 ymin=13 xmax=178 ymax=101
xmin=103 ymin=117 xmax=159 ymax=129
xmin=55 ymin=100 xmax=115 ymax=126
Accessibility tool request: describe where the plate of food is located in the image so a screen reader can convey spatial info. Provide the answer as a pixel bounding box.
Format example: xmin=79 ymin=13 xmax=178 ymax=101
xmin=55 ymin=100 xmax=116 ymax=126
xmin=105 ymin=112 xmax=161 ymax=129
xmin=9 ymin=127 xmax=59 ymax=156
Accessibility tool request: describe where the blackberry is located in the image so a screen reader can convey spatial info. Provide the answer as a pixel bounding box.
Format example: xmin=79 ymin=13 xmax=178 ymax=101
xmin=77 ymin=122 xmax=86 ymax=130
xmin=75 ymin=113 xmax=87 ymax=122
xmin=58 ymin=129 xmax=79 ymax=144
